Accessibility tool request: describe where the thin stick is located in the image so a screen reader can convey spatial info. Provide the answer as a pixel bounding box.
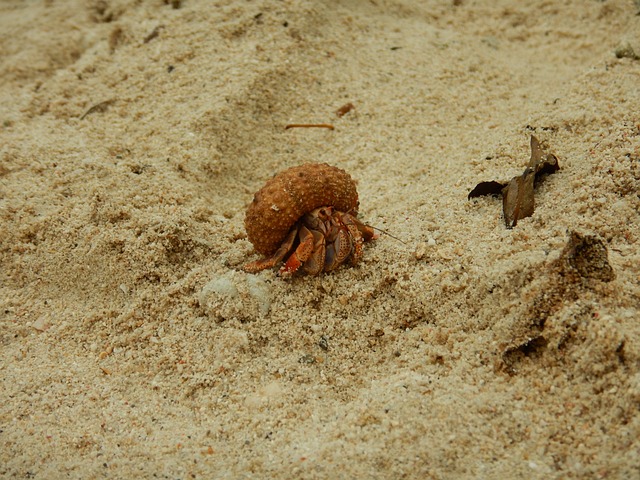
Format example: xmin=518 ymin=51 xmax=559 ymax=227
xmin=285 ymin=123 xmax=335 ymax=130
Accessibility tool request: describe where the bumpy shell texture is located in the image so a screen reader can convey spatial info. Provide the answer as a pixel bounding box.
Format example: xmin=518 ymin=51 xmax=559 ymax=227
xmin=245 ymin=163 xmax=360 ymax=255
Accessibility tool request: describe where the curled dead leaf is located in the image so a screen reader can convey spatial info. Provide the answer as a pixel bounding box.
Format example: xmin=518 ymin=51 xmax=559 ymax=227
xmin=468 ymin=135 xmax=560 ymax=228
xmin=502 ymin=168 xmax=535 ymax=228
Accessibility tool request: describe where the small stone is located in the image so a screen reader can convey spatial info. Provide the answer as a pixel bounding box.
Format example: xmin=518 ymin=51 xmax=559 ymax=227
xmin=246 ymin=275 xmax=271 ymax=316
xmin=201 ymin=275 xmax=238 ymax=299
xmin=200 ymin=272 xmax=271 ymax=322
xmin=614 ymin=41 xmax=640 ymax=60
xmin=414 ymin=242 xmax=427 ymax=260
xmin=560 ymin=231 xmax=615 ymax=282
xmin=32 ymin=317 xmax=50 ymax=332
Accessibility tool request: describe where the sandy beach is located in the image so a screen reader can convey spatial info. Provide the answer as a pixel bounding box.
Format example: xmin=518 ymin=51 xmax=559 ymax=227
xmin=1 ymin=0 xmax=639 ymax=478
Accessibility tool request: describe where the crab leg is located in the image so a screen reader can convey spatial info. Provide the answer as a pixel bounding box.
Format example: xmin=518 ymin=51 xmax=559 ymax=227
xmin=324 ymin=227 xmax=352 ymax=271
xmin=343 ymin=213 xmax=376 ymax=242
xmin=302 ymin=229 xmax=326 ymax=275
xmin=244 ymin=228 xmax=297 ymax=273
xmin=280 ymin=226 xmax=323 ymax=276
xmin=339 ymin=213 xmax=376 ymax=264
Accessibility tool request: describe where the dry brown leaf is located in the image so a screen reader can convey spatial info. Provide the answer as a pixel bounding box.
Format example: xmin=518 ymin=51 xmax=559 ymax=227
xmin=502 ymin=168 xmax=536 ymax=228
xmin=468 ymin=135 xmax=560 ymax=228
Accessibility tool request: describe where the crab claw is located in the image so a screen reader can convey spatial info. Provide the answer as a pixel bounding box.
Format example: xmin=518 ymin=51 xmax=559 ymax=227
xmin=280 ymin=226 xmax=325 ymax=276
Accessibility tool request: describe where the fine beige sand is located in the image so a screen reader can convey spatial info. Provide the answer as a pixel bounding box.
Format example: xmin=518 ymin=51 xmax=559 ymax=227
xmin=2 ymin=0 xmax=640 ymax=478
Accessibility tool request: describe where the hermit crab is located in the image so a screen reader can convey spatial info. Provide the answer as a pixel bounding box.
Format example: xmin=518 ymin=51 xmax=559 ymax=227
xmin=243 ymin=163 xmax=376 ymax=276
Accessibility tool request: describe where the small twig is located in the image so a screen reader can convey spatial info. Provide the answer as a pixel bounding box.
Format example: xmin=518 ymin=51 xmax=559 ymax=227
xmin=143 ymin=25 xmax=165 ymax=44
xmin=285 ymin=123 xmax=335 ymax=130
xmin=80 ymin=99 xmax=115 ymax=120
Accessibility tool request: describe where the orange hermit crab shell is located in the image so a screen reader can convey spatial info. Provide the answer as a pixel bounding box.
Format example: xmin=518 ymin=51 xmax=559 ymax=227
xmin=245 ymin=163 xmax=360 ymax=256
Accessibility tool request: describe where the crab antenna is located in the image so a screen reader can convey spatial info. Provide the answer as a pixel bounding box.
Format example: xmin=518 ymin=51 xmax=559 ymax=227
xmin=371 ymin=226 xmax=406 ymax=244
